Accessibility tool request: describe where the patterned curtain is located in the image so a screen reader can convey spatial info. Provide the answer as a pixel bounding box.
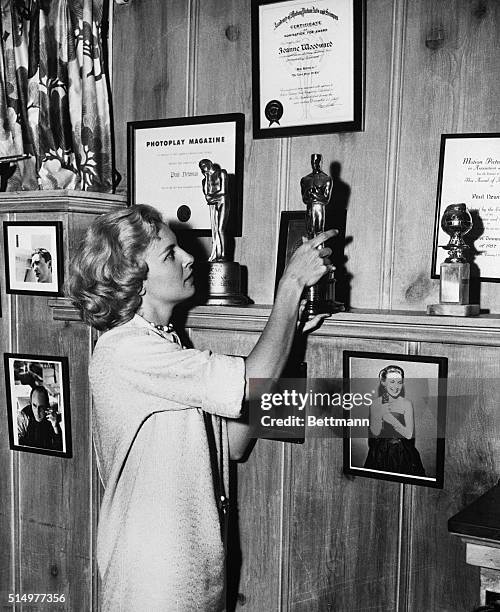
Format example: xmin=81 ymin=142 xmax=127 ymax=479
xmin=0 ymin=0 xmax=112 ymax=191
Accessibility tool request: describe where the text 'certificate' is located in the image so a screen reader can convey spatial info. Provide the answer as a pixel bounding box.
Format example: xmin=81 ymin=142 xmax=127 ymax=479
xmin=257 ymin=0 xmax=355 ymax=132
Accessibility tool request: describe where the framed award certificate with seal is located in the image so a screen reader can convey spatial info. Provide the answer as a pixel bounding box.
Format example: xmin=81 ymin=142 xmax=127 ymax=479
xmin=432 ymin=133 xmax=500 ymax=282
xmin=251 ymin=0 xmax=364 ymax=139
xmin=127 ymin=113 xmax=244 ymax=234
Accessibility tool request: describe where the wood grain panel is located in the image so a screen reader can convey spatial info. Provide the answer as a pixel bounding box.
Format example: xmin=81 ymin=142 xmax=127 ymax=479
xmin=193 ymin=0 xmax=283 ymax=305
xmin=288 ymin=0 xmax=396 ymax=310
xmin=16 ymin=530 xmax=89 ymax=612
xmin=288 ymin=337 xmax=406 ymax=611
xmin=232 ymin=438 xmax=284 ymax=612
xmin=112 ymin=1 xmax=190 ymax=193
xmin=192 ymin=0 xmax=251 ymax=117
xmin=189 ymin=328 xmax=283 ymax=611
xmin=236 ymin=137 xmax=284 ymax=305
xmin=4 ymin=207 xmax=99 ymax=611
xmin=408 ymin=343 xmax=500 ymax=612
xmin=191 ymin=330 xmax=286 ymax=612
xmin=0 ymin=253 xmax=14 ymax=605
xmin=391 ymin=0 xmax=500 ymax=312
xmin=0 ymin=453 xmax=13 ymax=601
xmin=0 ymin=197 xmax=118 ymax=610
xmin=16 ymin=312 xmax=92 ymax=611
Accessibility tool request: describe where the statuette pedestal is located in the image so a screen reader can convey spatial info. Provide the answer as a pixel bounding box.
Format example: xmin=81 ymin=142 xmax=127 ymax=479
xmin=204 ymin=261 xmax=250 ymax=306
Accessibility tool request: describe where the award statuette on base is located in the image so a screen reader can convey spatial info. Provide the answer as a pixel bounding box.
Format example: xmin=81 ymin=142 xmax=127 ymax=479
xmin=300 ymin=153 xmax=344 ymax=319
xmin=199 ymin=159 xmax=250 ymax=306
xmin=427 ymin=203 xmax=480 ymax=317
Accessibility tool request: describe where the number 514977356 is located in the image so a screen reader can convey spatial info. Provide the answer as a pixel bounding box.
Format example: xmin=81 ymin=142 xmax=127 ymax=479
xmin=8 ymin=593 xmax=66 ymax=603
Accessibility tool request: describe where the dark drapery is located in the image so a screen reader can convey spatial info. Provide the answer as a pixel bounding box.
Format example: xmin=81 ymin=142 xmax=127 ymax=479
xmin=0 ymin=0 xmax=112 ymax=191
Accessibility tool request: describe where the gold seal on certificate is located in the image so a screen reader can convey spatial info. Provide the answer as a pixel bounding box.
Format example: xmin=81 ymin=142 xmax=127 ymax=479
xmin=198 ymin=159 xmax=250 ymax=306
xmin=264 ymin=100 xmax=284 ymax=126
xmin=427 ymin=203 xmax=480 ymax=317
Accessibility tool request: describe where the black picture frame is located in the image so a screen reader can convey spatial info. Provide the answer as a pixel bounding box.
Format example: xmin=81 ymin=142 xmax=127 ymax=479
xmin=275 ymin=211 xmax=307 ymax=295
xmin=3 ymin=221 xmax=64 ymax=296
xmin=127 ymin=113 xmax=245 ymax=236
xmin=4 ymin=353 xmax=72 ymax=458
xmin=251 ymin=0 xmax=365 ymax=139
xmin=343 ymin=351 xmax=447 ymax=489
xmin=431 ymin=132 xmax=500 ymax=283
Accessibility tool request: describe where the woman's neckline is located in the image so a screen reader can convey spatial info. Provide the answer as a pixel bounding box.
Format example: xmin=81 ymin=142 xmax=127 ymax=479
xmin=134 ymin=313 xmax=175 ymax=334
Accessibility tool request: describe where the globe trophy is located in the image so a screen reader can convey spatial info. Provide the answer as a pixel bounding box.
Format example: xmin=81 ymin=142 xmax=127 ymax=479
xmin=427 ymin=203 xmax=480 ymax=316
xmin=300 ymin=153 xmax=343 ymax=319
xmin=198 ymin=158 xmax=250 ymax=305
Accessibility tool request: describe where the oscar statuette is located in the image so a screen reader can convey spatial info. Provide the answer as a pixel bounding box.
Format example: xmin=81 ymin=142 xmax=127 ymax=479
xmin=300 ymin=154 xmax=344 ymax=319
xmin=198 ymin=159 xmax=250 ymax=305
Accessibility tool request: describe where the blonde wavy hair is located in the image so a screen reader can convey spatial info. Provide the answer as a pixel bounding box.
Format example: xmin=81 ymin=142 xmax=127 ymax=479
xmin=67 ymin=204 xmax=164 ymax=331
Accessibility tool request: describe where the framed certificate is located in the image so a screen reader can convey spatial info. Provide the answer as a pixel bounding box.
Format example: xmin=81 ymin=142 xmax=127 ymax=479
xmin=128 ymin=114 xmax=244 ymax=234
xmin=251 ymin=0 xmax=364 ymax=139
xmin=432 ymin=133 xmax=500 ymax=282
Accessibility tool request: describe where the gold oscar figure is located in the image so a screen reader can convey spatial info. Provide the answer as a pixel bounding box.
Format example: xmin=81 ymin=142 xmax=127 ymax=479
xmin=199 ymin=159 xmax=250 ymax=305
xmin=300 ymin=154 xmax=343 ymax=318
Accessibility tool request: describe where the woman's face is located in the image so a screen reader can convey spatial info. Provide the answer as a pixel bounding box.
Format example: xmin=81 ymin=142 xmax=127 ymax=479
xmin=141 ymin=224 xmax=195 ymax=314
xmin=382 ymin=372 xmax=403 ymax=398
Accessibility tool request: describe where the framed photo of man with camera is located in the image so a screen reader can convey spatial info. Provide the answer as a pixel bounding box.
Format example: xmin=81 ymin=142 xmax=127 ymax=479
xmin=4 ymin=353 xmax=72 ymax=457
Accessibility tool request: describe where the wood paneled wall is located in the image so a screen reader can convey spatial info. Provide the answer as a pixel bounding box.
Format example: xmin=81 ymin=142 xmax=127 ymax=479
xmin=3 ymin=281 xmax=499 ymax=611
xmin=0 ymin=245 xmax=13 ymax=607
xmin=189 ymin=318 xmax=500 ymax=612
xmin=109 ymin=1 xmax=500 ymax=609
xmin=0 ymin=193 xmax=125 ymax=611
xmin=1 ymin=0 xmax=498 ymax=610
xmin=112 ymin=0 xmax=500 ymax=312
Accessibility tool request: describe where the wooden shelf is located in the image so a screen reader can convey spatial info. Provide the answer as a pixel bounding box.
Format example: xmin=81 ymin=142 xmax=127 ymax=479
xmin=48 ymin=299 xmax=500 ymax=346
xmin=0 ymin=189 xmax=127 ymax=213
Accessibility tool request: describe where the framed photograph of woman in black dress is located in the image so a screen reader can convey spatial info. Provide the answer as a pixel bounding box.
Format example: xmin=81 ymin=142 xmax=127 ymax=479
xmin=343 ymin=351 xmax=447 ymax=488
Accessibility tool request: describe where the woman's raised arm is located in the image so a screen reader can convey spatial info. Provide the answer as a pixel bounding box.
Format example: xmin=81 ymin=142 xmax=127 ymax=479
xmin=228 ymin=229 xmax=337 ymax=459
xmin=382 ymin=399 xmax=414 ymax=439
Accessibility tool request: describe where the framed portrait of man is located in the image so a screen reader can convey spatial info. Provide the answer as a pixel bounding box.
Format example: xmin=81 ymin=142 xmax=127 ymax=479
xmin=3 ymin=221 xmax=64 ymax=296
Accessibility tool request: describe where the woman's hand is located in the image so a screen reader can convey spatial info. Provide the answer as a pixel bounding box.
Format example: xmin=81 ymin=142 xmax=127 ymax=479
xmin=231 ymin=229 xmax=338 ymax=459
xmin=297 ymin=299 xmax=331 ymax=333
xmin=281 ymin=229 xmax=337 ymax=290
xmin=381 ymin=410 xmax=412 ymax=439
xmin=382 ymin=411 xmax=398 ymax=424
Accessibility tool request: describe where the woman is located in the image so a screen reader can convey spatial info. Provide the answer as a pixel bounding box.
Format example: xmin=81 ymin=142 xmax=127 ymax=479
xmin=68 ymin=204 xmax=335 ymax=611
xmin=364 ymin=365 xmax=426 ymax=476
